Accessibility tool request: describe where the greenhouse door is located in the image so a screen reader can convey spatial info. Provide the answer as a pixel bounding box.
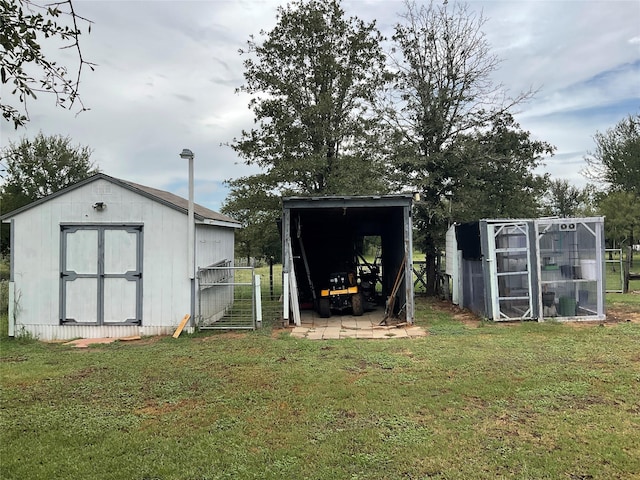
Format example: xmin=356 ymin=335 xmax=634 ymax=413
xmin=488 ymin=222 xmax=534 ymax=321
xmin=60 ymin=225 xmax=142 ymax=325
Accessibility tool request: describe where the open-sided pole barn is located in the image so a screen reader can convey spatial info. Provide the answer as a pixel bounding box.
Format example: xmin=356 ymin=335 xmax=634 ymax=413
xmin=281 ymin=195 xmax=414 ymax=326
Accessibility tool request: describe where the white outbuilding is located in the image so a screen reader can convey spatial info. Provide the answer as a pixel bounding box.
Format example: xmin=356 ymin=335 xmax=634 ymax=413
xmin=1 ymin=173 xmax=241 ymax=340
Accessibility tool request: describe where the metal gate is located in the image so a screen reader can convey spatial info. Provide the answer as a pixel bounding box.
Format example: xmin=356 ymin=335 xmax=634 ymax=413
xmin=605 ymin=248 xmax=623 ymax=293
xmin=197 ymin=261 xmax=257 ymax=330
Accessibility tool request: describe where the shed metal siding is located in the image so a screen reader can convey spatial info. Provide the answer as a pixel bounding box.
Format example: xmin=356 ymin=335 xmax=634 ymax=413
xmin=5 ymin=177 xmax=237 ymax=340
xmin=195 ymin=224 xmax=235 ymax=269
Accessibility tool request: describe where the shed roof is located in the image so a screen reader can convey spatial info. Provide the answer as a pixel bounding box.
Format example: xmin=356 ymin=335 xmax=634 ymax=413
xmin=1 ymin=173 xmax=241 ymax=227
xmin=282 ymin=194 xmax=413 ymax=209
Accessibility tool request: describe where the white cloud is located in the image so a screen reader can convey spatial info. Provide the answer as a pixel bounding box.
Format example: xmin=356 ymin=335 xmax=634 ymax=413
xmin=2 ymin=0 xmax=639 ymax=211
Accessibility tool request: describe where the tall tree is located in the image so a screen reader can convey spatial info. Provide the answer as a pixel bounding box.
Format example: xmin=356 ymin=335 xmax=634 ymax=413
xmin=220 ymin=176 xmax=282 ymax=264
xmin=1 ymin=0 xmax=94 ymax=128
xmin=231 ymin=0 xmax=388 ymax=194
xmin=597 ymin=191 xmax=640 ymax=252
xmin=0 ymin=133 xmax=98 ymax=251
xmin=382 ymin=0 xmax=536 ymax=294
xmin=583 ymin=113 xmax=640 ymax=194
xmin=225 ymin=0 xmax=390 ymax=259
xmin=451 ymin=113 xmax=552 ymax=222
xmin=1 ymin=132 xmax=97 ymax=208
xmin=542 ymin=179 xmax=597 ymax=218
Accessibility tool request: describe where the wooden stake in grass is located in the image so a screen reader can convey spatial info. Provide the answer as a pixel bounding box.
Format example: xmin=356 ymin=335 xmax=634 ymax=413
xmin=172 ymin=314 xmax=191 ymax=338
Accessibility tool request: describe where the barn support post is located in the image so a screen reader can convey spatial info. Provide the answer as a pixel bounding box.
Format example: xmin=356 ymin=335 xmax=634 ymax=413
xmin=403 ymin=204 xmax=414 ymax=324
xmin=281 ymin=208 xmax=300 ymax=326
xmin=282 ymin=208 xmax=291 ymax=326
xmin=282 ymin=277 xmax=289 ymax=326
xmin=286 ymin=236 xmax=301 ymax=326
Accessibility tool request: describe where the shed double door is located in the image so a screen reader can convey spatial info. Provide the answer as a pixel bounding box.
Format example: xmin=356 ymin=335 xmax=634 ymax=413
xmin=60 ymin=225 xmax=142 ymax=325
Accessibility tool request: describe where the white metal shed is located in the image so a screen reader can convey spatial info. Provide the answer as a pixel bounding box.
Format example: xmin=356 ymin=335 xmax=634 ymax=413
xmin=1 ymin=173 xmax=241 ymax=340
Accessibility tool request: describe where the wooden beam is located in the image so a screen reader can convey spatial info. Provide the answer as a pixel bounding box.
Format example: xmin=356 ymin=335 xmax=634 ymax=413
xmin=172 ymin=314 xmax=191 ymax=338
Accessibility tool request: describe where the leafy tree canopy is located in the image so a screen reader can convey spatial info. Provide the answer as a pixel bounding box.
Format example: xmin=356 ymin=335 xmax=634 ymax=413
xmin=1 ymin=132 xmax=98 ymax=213
xmin=383 ymin=0 xmax=534 ymax=191
xmin=224 ymin=0 xmax=391 ymax=261
xmin=229 ymin=0 xmax=389 ymax=196
xmin=583 ymin=113 xmax=640 ymax=194
xmin=597 ymin=190 xmax=640 ymax=249
xmin=0 ymin=132 xmax=98 ymax=254
xmin=220 ymin=175 xmax=282 ymax=263
xmin=1 ymin=0 xmax=93 ymax=128
xmin=382 ymin=0 xmax=541 ymax=293
xmin=451 ymin=113 xmax=553 ymax=223
xmin=542 ymin=179 xmax=597 ymax=218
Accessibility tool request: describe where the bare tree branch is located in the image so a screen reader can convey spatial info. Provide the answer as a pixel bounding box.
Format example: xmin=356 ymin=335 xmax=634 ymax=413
xmin=1 ymin=0 xmax=95 ymax=128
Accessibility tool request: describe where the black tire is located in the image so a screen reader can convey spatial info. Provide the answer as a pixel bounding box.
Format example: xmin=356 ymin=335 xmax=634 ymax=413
xmin=351 ymin=292 xmax=364 ymax=316
xmin=319 ymin=298 xmax=331 ymax=318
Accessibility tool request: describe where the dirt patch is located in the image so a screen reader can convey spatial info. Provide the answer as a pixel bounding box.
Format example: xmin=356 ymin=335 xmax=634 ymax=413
xmin=64 ymin=336 xmax=142 ymax=348
xmin=431 ymin=299 xmax=483 ymax=327
xmin=429 ymin=298 xmax=640 ymax=327
xmin=271 ymin=326 xmax=291 ymax=338
xmin=605 ymin=307 xmax=640 ymax=324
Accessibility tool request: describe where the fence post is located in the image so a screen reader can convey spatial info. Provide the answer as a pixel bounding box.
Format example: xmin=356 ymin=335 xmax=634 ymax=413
xmin=623 ymin=246 xmax=632 ymax=293
xmin=254 ymin=274 xmax=262 ymax=328
xmin=269 ymin=256 xmax=274 ymax=300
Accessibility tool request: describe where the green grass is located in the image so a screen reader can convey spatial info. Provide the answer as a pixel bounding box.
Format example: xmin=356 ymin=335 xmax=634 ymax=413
xmin=1 ymin=298 xmax=639 ymax=480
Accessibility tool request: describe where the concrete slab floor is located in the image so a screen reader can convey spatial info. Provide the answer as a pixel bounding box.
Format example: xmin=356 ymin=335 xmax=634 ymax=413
xmin=288 ymin=307 xmax=427 ymax=340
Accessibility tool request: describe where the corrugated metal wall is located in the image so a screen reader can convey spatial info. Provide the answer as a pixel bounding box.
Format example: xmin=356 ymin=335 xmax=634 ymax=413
xmin=22 ymin=324 xmax=176 ymax=341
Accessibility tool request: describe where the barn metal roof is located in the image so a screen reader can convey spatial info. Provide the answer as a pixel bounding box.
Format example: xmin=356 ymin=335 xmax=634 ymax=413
xmin=282 ymin=194 xmax=413 ymax=209
xmin=0 ymin=173 xmax=241 ymax=227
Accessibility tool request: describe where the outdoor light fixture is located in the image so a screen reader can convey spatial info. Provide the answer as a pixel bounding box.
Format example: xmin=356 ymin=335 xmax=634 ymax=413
xmin=179 ymin=148 xmax=194 ymax=160
xmin=93 ymin=202 xmax=106 ymax=211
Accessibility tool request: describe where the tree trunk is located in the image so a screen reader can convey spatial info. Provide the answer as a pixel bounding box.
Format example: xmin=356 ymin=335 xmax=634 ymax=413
xmin=424 ymin=251 xmax=438 ymax=296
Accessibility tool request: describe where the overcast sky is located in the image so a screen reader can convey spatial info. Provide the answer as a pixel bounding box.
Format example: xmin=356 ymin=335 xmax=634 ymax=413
xmin=2 ymin=0 xmax=639 ymax=212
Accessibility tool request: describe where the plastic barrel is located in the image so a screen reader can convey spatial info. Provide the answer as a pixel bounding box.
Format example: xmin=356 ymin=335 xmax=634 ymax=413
xmin=558 ymin=296 xmax=576 ymax=316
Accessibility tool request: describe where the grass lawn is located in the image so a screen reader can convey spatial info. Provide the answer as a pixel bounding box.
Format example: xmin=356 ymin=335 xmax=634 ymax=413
xmin=1 ymin=298 xmax=639 ymax=480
